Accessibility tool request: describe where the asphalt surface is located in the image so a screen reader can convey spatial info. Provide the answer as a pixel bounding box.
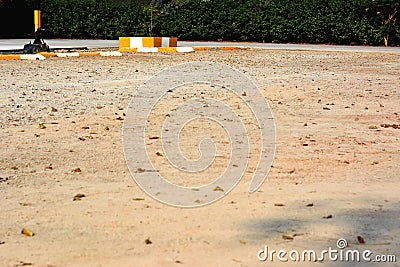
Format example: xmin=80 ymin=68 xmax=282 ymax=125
xmin=1 ymin=39 xmax=399 ymax=53
xmin=0 ymin=39 xmax=117 ymax=51
xmin=182 ymin=41 xmax=400 ymax=53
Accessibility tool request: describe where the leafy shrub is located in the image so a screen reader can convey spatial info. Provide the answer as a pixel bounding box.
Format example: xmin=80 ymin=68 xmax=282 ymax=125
xmin=1 ymin=0 xmax=398 ymax=46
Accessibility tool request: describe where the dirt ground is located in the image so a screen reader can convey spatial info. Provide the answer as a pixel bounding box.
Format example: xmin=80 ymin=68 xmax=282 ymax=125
xmin=0 ymin=49 xmax=399 ymax=267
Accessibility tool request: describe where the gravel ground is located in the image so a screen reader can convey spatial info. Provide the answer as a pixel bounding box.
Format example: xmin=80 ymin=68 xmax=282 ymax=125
xmin=0 ymin=50 xmax=399 ymax=267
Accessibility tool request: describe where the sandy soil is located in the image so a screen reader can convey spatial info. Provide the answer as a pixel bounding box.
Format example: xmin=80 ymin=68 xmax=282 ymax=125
xmin=0 ymin=49 xmax=399 ymax=267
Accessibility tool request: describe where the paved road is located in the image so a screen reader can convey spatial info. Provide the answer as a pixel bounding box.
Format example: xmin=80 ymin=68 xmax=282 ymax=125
xmin=0 ymin=39 xmax=118 ymax=51
xmin=181 ymin=41 xmax=400 ymax=53
xmin=1 ymin=39 xmax=399 ymax=53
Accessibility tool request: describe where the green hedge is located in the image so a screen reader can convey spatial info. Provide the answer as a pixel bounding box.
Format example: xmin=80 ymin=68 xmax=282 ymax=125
xmin=1 ymin=0 xmax=399 ymax=46
xmin=157 ymin=0 xmax=399 ymax=46
xmin=40 ymin=0 xmax=150 ymax=39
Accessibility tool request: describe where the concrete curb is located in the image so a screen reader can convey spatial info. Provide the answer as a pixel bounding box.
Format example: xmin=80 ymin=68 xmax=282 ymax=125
xmin=39 ymin=51 xmax=123 ymax=58
xmin=120 ymin=47 xmax=195 ymax=53
xmin=0 ymin=54 xmax=46 ymax=60
xmin=0 ymin=46 xmax=251 ymax=60
xmin=119 ymin=37 xmax=178 ymax=50
xmin=0 ymin=51 xmax=122 ymax=60
xmin=192 ymin=46 xmax=251 ymax=51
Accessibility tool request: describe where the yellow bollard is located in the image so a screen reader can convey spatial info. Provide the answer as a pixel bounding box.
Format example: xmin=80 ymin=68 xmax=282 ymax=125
xmin=34 ymin=10 xmax=41 ymax=32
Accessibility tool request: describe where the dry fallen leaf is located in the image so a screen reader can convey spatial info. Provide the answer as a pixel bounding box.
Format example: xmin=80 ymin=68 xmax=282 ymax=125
xmin=213 ymin=186 xmax=224 ymax=192
xmin=73 ymin=193 xmax=86 ymax=201
xmin=357 ymin=235 xmax=365 ymax=244
xmin=17 ymin=261 xmax=33 ymax=266
xmin=44 ymin=165 xmax=53 ymax=170
xmin=381 ymin=124 xmax=399 ymax=129
xmin=239 ymin=240 xmax=247 ymax=245
xmin=136 ymin=168 xmax=145 ymax=173
xmin=39 ymin=123 xmax=46 ymax=129
xmin=72 ymin=168 xmax=81 ymax=173
xmin=282 ymin=234 xmax=294 ymax=240
xmin=21 ymin=228 xmax=35 ymax=236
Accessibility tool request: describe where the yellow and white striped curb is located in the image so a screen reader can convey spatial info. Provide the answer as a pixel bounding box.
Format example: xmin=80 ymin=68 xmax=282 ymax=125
xmin=119 ymin=37 xmax=178 ymax=50
xmin=120 ymin=47 xmax=195 ymax=53
xmin=0 ymin=46 xmax=252 ymax=60
xmin=0 ymin=51 xmax=122 ymax=60
xmin=39 ymin=51 xmax=123 ymax=58
xmin=0 ymin=54 xmax=46 ymax=60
